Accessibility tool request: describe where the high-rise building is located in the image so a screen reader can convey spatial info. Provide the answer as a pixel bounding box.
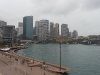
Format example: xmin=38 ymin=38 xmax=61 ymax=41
xmin=50 ymin=27 xmax=57 ymax=39
xmin=55 ymin=23 xmax=59 ymax=38
xmin=35 ymin=21 xmax=39 ymax=36
xmin=38 ymin=26 xmax=46 ymax=41
xmin=69 ymin=32 xmax=73 ymax=38
xmin=73 ymin=30 xmax=78 ymax=39
xmin=2 ymin=25 xmax=16 ymax=46
xmin=23 ymin=16 xmax=33 ymax=40
xmin=50 ymin=22 xmax=54 ymax=30
xmin=50 ymin=22 xmax=54 ymax=39
xmin=0 ymin=20 xmax=7 ymax=41
xmin=0 ymin=20 xmax=7 ymax=27
xmin=50 ymin=23 xmax=59 ymax=40
xmin=0 ymin=27 xmax=3 ymax=41
xmin=61 ymin=24 xmax=69 ymax=38
xmin=39 ymin=20 xmax=49 ymax=41
xmin=18 ymin=22 xmax=23 ymax=36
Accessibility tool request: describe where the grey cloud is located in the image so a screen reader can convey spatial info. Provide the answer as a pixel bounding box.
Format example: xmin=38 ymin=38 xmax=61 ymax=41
xmin=32 ymin=0 xmax=81 ymax=16
xmin=80 ymin=19 xmax=90 ymax=26
xmin=32 ymin=0 xmax=100 ymax=14
xmin=82 ymin=0 xmax=100 ymax=10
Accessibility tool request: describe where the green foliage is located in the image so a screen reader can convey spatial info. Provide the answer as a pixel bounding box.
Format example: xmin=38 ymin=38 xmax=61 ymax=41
xmin=0 ymin=41 xmax=6 ymax=46
xmin=77 ymin=39 xmax=84 ymax=43
xmin=68 ymin=40 xmax=73 ymax=44
xmin=39 ymin=39 xmax=57 ymax=43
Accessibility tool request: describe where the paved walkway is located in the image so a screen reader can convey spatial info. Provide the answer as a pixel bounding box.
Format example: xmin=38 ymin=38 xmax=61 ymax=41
xmin=0 ymin=52 xmax=62 ymax=75
xmin=0 ymin=60 xmax=23 ymax=75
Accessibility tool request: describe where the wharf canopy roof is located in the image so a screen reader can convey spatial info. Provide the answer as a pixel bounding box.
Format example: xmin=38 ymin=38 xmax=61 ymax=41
xmin=0 ymin=48 xmax=10 ymax=52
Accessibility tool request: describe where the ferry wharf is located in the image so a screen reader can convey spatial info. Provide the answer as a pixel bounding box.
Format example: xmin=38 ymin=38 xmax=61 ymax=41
xmin=0 ymin=46 xmax=70 ymax=75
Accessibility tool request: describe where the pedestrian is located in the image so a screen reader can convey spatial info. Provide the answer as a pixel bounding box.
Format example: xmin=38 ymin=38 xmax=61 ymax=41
xmin=31 ymin=67 xmax=32 ymax=70
xmin=43 ymin=61 xmax=45 ymax=65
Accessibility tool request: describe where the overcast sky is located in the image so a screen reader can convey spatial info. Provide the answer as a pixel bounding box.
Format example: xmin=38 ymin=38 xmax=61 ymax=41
xmin=0 ymin=0 xmax=100 ymax=36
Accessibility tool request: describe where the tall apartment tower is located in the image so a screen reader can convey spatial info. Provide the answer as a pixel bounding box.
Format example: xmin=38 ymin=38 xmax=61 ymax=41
xmin=2 ymin=25 xmax=16 ymax=46
xmin=50 ymin=22 xmax=54 ymax=39
xmin=35 ymin=21 xmax=40 ymax=35
xmin=50 ymin=23 xmax=59 ymax=40
xmin=0 ymin=20 xmax=7 ymax=27
xmin=61 ymin=24 xmax=69 ymax=38
xmin=0 ymin=20 xmax=7 ymax=41
xmin=39 ymin=20 xmax=49 ymax=41
xmin=69 ymin=32 xmax=73 ymax=38
xmin=18 ymin=22 xmax=23 ymax=36
xmin=23 ymin=16 xmax=33 ymax=40
xmin=50 ymin=22 xmax=54 ymax=30
xmin=38 ymin=26 xmax=46 ymax=41
xmin=55 ymin=23 xmax=59 ymax=37
xmin=73 ymin=30 xmax=78 ymax=39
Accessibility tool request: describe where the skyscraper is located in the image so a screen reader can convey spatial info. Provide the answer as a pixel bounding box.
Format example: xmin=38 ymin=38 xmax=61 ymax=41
xmin=50 ymin=22 xmax=54 ymax=39
xmin=39 ymin=20 xmax=49 ymax=41
xmin=69 ymin=32 xmax=73 ymax=38
xmin=35 ymin=21 xmax=39 ymax=36
xmin=61 ymin=24 xmax=69 ymax=38
xmin=38 ymin=26 xmax=46 ymax=41
xmin=0 ymin=20 xmax=7 ymax=27
xmin=0 ymin=27 xmax=3 ymax=41
xmin=2 ymin=25 xmax=16 ymax=46
xmin=55 ymin=23 xmax=59 ymax=37
xmin=49 ymin=23 xmax=59 ymax=40
xmin=23 ymin=16 xmax=33 ymax=40
xmin=73 ymin=30 xmax=78 ymax=39
xmin=50 ymin=22 xmax=54 ymax=30
xmin=18 ymin=22 xmax=23 ymax=36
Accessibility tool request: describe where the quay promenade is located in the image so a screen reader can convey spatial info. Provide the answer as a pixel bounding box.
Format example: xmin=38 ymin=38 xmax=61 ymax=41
xmin=0 ymin=46 xmax=70 ymax=75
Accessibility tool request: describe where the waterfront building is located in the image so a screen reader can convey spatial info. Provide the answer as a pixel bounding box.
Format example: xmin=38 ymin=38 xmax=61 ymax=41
xmin=61 ymin=24 xmax=69 ymax=38
xmin=50 ymin=22 xmax=54 ymax=30
xmin=2 ymin=25 xmax=17 ymax=46
xmin=0 ymin=20 xmax=7 ymax=41
xmin=33 ymin=21 xmax=40 ymax=41
xmin=23 ymin=16 xmax=33 ymax=40
xmin=38 ymin=26 xmax=46 ymax=41
xmin=35 ymin=21 xmax=39 ymax=36
xmin=50 ymin=27 xmax=56 ymax=39
xmin=38 ymin=20 xmax=49 ymax=41
xmin=15 ymin=28 xmax=18 ymax=37
xmin=73 ymin=30 xmax=78 ymax=39
xmin=55 ymin=23 xmax=59 ymax=38
xmin=33 ymin=27 xmax=38 ymax=41
xmin=0 ymin=27 xmax=3 ymax=41
xmin=49 ymin=23 xmax=59 ymax=40
xmin=0 ymin=20 xmax=7 ymax=27
xmin=50 ymin=22 xmax=54 ymax=39
xmin=69 ymin=32 xmax=73 ymax=38
xmin=18 ymin=22 xmax=23 ymax=36
xmin=33 ymin=27 xmax=36 ymax=35
xmin=15 ymin=28 xmax=18 ymax=33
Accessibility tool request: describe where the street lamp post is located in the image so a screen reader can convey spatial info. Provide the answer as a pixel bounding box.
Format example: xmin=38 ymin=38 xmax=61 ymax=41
xmin=59 ymin=42 xmax=61 ymax=71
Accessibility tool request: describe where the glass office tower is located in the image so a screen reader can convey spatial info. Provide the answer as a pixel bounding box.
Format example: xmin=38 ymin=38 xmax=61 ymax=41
xmin=23 ymin=16 xmax=33 ymax=40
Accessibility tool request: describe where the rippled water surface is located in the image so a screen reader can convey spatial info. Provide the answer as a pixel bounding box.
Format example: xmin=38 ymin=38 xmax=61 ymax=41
xmin=17 ymin=44 xmax=100 ymax=75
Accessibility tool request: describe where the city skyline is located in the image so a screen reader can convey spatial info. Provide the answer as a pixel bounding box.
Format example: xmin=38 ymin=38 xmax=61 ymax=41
xmin=0 ymin=0 xmax=100 ymax=36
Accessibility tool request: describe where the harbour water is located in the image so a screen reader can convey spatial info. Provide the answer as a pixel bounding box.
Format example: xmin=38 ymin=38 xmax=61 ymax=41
xmin=17 ymin=44 xmax=100 ymax=75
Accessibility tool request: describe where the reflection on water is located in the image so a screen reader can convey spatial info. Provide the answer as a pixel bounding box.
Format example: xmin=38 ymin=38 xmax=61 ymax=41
xmin=17 ymin=44 xmax=100 ymax=75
